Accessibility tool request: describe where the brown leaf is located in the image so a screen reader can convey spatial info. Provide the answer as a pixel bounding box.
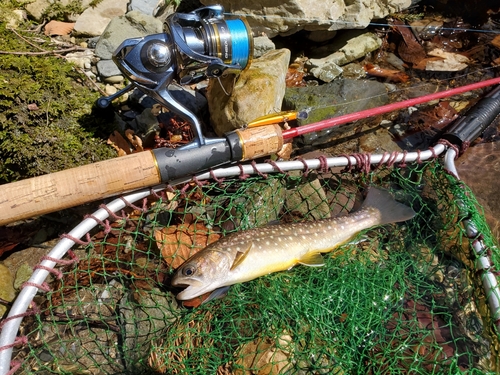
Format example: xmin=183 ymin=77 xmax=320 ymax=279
xmin=285 ymin=63 xmax=307 ymax=87
xmin=44 ymin=20 xmax=75 ymax=36
xmin=155 ymin=223 xmax=221 ymax=269
xmin=363 ymin=63 xmax=409 ymax=83
xmin=108 ymin=130 xmax=131 ymax=156
xmin=391 ymin=19 xmax=427 ymax=66
xmin=491 ymin=35 xmax=500 ymax=50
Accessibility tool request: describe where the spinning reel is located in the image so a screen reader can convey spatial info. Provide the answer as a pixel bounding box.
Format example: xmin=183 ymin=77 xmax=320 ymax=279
xmin=97 ymin=4 xmax=254 ymax=149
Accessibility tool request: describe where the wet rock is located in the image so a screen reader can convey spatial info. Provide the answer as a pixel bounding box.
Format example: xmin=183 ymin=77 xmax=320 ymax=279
xmin=200 ymin=0 xmax=411 ymax=37
xmin=129 ymin=106 xmax=161 ymax=142
xmin=207 ymin=48 xmax=290 ymax=135
xmin=0 ymin=263 xmax=15 ymax=317
xmin=285 ymin=174 xmax=331 ymax=220
xmin=73 ymin=0 xmax=129 ymax=37
xmin=358 ymin=125 xmax=402 ymax=153
xmin=94 ymin=11 xmax=164 ymax=60
xmin=236 ymin=178 xmax=286 ymax=229
xmin=305 ymin=31 xmax=383 ymax=82
xmin=456 ymin=141 xmax=500 ymax=242
xmin=253 ymin=35 xmax=276 ymax=58
xmin=120 ymin=288 xmax=178 ymax=367
xmin=283 ymin=78 xmax=389 ymax=146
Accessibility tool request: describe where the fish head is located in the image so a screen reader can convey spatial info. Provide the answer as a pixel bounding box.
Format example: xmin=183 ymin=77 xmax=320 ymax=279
xmin=171 ymin=248 xmax=231 ymax=300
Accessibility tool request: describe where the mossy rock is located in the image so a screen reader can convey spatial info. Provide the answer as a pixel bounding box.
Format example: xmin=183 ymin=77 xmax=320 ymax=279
xmin=0 ymin=23 xmax=116 ymax=183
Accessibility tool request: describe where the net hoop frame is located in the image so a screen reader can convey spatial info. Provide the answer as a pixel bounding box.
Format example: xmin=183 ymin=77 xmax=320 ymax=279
xmin=1 ymin=142 xmax=500 ymax=374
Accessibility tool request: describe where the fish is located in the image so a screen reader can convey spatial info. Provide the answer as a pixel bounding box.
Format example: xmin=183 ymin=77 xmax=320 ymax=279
xmin=171 ymin=187 xmax=415 ymax=301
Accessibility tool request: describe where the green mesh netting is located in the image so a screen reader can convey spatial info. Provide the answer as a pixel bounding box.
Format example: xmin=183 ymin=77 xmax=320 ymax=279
xmin=12 ymin=158 xmax=500 ymax=374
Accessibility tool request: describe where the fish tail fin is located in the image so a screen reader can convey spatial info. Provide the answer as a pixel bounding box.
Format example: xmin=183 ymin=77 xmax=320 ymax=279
xmin=361 ymin=187 xmax=416 ymax=225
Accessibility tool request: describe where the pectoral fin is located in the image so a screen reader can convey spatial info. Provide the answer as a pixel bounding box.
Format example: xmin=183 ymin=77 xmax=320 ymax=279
xmin=298 ymin=252 xmax=325 ymax=267
xmin=230 ymin=243 xmax=252 ymax=271
xmin=202 ymin=286 xmax=231 ymax=304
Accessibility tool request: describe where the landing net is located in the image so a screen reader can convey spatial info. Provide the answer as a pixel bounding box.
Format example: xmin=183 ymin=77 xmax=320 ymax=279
xmin=2 ymin=157 xmax=500 ymax=374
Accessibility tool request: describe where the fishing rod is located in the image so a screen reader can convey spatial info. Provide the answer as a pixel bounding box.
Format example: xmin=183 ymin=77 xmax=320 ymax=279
xmin=1 ymin=5 xmax=500 ymax=226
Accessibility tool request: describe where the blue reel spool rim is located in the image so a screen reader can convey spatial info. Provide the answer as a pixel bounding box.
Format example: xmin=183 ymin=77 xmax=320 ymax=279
xmin=226 ymin=18 xmax=253 ymax=70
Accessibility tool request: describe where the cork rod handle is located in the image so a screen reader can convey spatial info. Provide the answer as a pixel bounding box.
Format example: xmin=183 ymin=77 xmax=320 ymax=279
xmin=0 ymin=151 xmax=161 ymax=226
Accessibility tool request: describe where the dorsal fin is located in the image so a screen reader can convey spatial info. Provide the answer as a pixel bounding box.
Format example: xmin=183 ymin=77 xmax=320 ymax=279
xmin=230 ymin=243 xmax=252 ymax=271
xmin=298 ymin=252 xmax=325 ymax=267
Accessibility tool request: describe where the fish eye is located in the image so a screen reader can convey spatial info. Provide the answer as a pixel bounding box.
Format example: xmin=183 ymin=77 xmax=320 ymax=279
xmin=182 ymin=265 xmax=196 ymax=276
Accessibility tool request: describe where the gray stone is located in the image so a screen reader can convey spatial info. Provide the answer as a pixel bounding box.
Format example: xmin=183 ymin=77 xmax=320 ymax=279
xmin=97 ymin=59 xmax=123 ymax=78
xmin=283 ymin=78 xmax=389 ymax=146
xmin=200 ymin=0 xmax=412 ymax=38
xmin=305 ymin=31 xmax=382 ymax=82
xmin=94 ymin=11 xmax=164 ymax=60
xmin=207 ymin=48 xmax=290 ymax=135
xmin=128 ymin=0 xmax=171 ymax=16
xmin=73 ymin=0 xmax=129 ymax=37
xmin=253 ymin=35 xmax=276 ymax=58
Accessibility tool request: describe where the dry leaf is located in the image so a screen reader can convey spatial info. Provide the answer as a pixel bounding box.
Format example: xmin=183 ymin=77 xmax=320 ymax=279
xmin=125 ymin=129 xmax=144 ymax=152
xmin=491 ymin=35 xmax=500 ymax=50
xmin=155 ymin=223 xmax=221 ymax=269
xmin=108 ymin=130 xmax=131 ymax=156
xmin=425 ymin=49 xmax=469 ymax=71
xmin=44 ymin=20 xmax=75 ymax=36
xmin=234 ymin=333 xmax=293 ymax=375
xmin=363 ymin=63 xmax=409 ymax=83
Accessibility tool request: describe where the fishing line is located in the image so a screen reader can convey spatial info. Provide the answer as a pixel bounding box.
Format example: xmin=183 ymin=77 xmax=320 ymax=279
xmin=224 ymin=12 xmax=500 ymax=35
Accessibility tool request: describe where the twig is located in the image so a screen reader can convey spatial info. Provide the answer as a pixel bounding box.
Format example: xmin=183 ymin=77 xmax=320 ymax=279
xmin=0 ymin=46 xmax=87 ymax=56
xmin=4 ymin=27 xmax=87 ymax=56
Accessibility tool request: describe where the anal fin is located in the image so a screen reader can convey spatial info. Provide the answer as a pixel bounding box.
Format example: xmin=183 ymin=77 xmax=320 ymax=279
xmin=298 ymin=252 xmax=325 ymax=267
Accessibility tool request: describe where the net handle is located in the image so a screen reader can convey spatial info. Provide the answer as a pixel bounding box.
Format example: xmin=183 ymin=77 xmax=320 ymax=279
xmin=0 ymin=146 xmax=446 ymax=374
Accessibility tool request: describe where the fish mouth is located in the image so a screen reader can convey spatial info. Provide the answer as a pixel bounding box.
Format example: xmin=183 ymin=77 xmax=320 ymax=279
xmin=175 ymin=283 xmax=219 ymax=301
xmin=171 ymin=276 xmax=214 ymax=300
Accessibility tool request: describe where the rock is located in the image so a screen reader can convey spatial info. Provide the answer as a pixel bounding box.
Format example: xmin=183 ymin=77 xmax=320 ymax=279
xmin=65 ymin=49 xmax=94 ymax=70
xmin=96 ymin=59 xmax=123 ymax=78
xmin=0 ymin=263 xmax=16 ymax=317
xmin=207 ymin=48 xmax=290 ymax=135
xmin=13 ymin=262 xmax=32 ymax=290
xmin=253 ymin=35 xmax=276 ymax=58
xmin=128 ymin=0 xmax=174 ymax=17
xmin=285 ymin=174 xmax=331 ymax=220
xmin=120 ymin=288 xmax=178 ymax=367
xmin=94 ymin=11 xmax=164 ymax=59
xmin=307 ymin=30 xmax=337 ymax=43
xmin=73 ymin=0 xmax=129 ymax=37
xmin=200 ymin=0 xmax=412 ymax=37
xmin=358 ymin=125 xmax=402 ymax=153
xmin=5 ymin=9 xmax=26 ymax=29
xmin=305 ymin=31 xmax=383 ymax=82
xmin=104 ymin=75 xmax=125 ymax=84
xmin=456 ymin=141 xmax=500 ymax=243
xmin=24 ymin=0 xmax=90 ymax=22
xmin=283 ymin=78 xmax=389 ymax=146
xmin=168 ymin=84 xmax=208 ymax=117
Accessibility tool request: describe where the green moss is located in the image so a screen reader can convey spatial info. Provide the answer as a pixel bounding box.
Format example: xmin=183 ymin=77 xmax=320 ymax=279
xmin=0 ymin=22 xmax=116 ymax=183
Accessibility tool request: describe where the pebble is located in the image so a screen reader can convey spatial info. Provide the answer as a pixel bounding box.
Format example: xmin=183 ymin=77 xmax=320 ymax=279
xmin=103 ymin=75 xmax=124 ymax=84
xmin=105 ymin=84 xmax=118 ymax=96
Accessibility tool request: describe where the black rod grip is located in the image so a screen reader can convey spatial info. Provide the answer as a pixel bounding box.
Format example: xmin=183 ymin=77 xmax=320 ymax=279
xmin=443 ymin=85 xmax=500 ymax=146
